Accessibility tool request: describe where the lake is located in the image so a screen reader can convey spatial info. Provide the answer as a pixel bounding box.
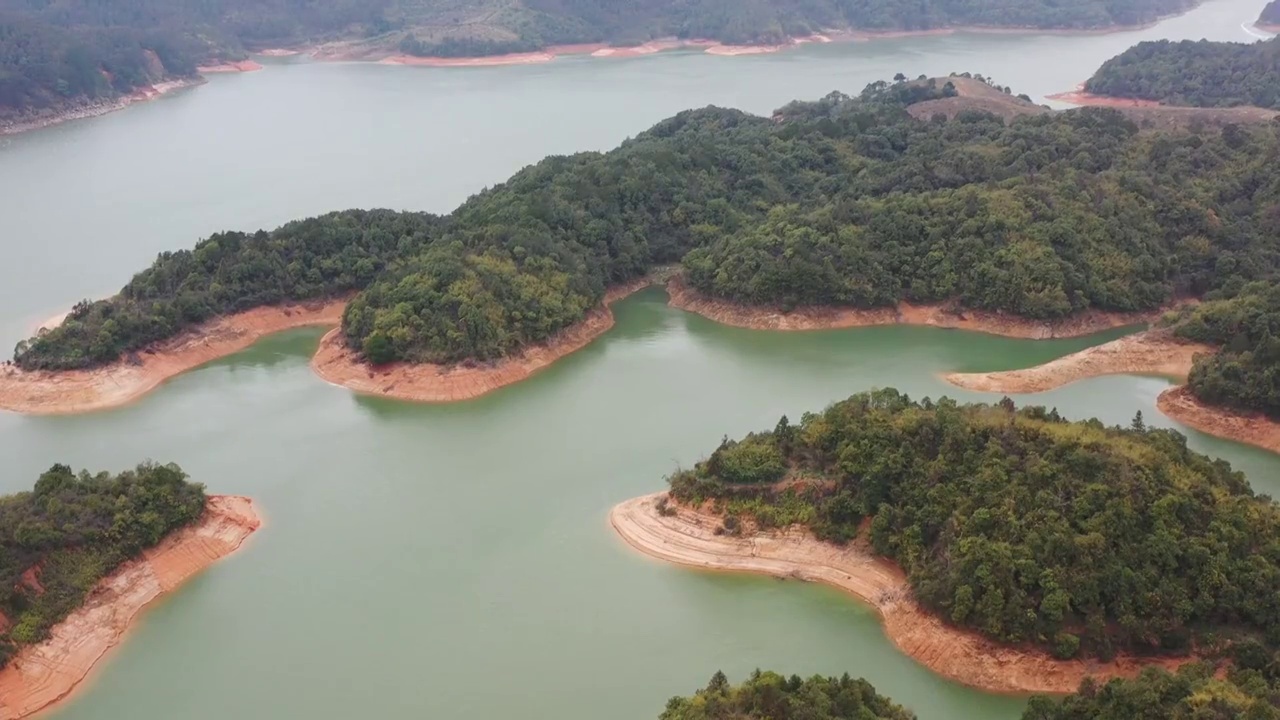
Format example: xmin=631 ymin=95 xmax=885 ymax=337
xmin=0 ymin=1 xmax=1276 ymax=717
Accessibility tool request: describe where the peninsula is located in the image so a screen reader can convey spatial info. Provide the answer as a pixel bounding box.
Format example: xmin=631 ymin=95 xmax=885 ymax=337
xmin=614 ymin=391 xmax=1280 ymax=695
xmin=0 ymin=463 xmax=261 ymax=720
xmin=7 ymin=75 xmax=1280 ymax=431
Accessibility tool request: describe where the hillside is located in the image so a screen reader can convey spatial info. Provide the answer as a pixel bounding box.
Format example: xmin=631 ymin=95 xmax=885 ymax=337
xmin=1261 ymin=0 xmax=1280 ymax=28
xmin=0 ymin=0 xmax=1201 ymax=121
xmin=1083 ymin=37 xmax=1280 ymax=109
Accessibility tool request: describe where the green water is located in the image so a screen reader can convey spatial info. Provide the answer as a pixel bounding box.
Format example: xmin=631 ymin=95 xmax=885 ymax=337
xmin=2 ymin=1 xmax=1280 ymax=717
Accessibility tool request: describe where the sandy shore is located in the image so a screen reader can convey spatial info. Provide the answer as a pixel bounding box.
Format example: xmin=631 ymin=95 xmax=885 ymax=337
xmin=1157 ymin=386 xmax=1280 ymax=454
xmin=195 ymin=59 xmax=264 ymax=73
xmin=666 ymin=279 xmax=1154 ymax=338
xmin=944 ymin=330 xmax=1210 ymax=393
xmin=310 ymin=277 xmax=652 ymax=402
xmin=0 ymin=299 xmax=346 ymax=415
xmin=0 ymin=78 xmax=204 ymax=136
xmin=0 ymin=496 xmax=262 ymax=720
xmin=611 ymin=493 xmax=1189 ymax=694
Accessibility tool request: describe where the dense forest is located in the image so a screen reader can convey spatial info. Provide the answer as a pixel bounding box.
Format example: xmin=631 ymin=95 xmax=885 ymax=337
xmin=658 ymin=670 xmax=915 ymax=720
xmin=665 ymin=658 xmax=1280 ymax=719
xmin=0 ymin=462 xmax=206 ymax=668
xmin=1083 ymin=38 xmax=1280 ymax=108
xmin=1023 ymin=655 xmax=1280 ymax=719
xmin=1168 ymin=282 xmax=1280 ymax=419
xmin=668 ymin=389 xmax=1280 ymax=660
xmin=0 ymin=0 xmax=1199 ymax=115
xmin=18 ymin=75 xmax=1280 ymax=376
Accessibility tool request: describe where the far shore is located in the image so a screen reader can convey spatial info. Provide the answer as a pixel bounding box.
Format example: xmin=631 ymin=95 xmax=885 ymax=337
xmin=195 ymin=59 xmax=264 ymax=73
xmin=1 ymin=281 xmax=1172 ymax=415
xmin=0 ymin=78 xmax=204 ymax=137
xmin=610 ymin=492 xmax=1192 ymax=694
xmin=0 ymin=495 xmax=262 ymax=720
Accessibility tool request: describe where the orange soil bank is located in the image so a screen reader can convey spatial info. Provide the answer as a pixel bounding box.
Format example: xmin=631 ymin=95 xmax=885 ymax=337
xmin=0 ymin=496 xmax=262 ymax=720
xmin=611 ymin=493 xmax=1191 ymax=694
xmin=196 ymin=59 xmax=265 ymax=73
xmin=1157 ymin=386 xmax=1280 ymax=455
xmin=943 ymin=331 xmax=1210 ymax=394
xmin=310 ymin=277 xmax=653 ymax=402
xmin=666 ymin=278 xmax=1154 ymax=338
xmin=1046 ymin=84 xmax=1163 ymax=107
xmin=0 ymin=299 xmax=346 ymax=415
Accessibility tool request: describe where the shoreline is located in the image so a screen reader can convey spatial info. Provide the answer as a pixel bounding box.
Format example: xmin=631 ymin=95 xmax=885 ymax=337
xmin=0 ymin=78 xmax=204 ymax=136
xmin=309 ymin=277 xmax=652 ymax=402
xmin=1157 ymin=386 xmax=1280 ymax=454
xmin=3 ymin=283 xmax=1170 ymax=415
xmin=941 ymin=331 xmax=1280 ymax=454
xmin=0 ymin=299 xmax=346 ymax=415
xmin=610 ymin=492 xmax=1191 ymax=694
xmin=666 ymin=278 xmax=1156 ymax=338
xmin=943 ymin=330 xmax=1210 ymax=393
xmin=195 ymin=59 xmax=265 ymax=73
xmin=1046 ymin=83 xmax=1164 ymax=108
xmin=0 ymin=495 xmax=262 ymax=720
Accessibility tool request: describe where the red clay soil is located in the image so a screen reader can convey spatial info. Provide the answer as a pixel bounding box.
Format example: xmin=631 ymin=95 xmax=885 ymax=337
xmin=666 ymin=278 xmax=1154 ymax=338
xmin=0 ymin=496 xmax=262 ymax=720
xmin=944 ymin=330 xmax=1211 ymax=394
xmin=1158 ymin=386 xmax=1280 ymax=454
xmin=611 ymin=493 xmax=1191 ymax=695
xmin=309 ymin=277 xmax=653 ymax=402
xmin=0 ymin=299 xmax=346 ymax=415
xmin=196 ymin=60 xmax=264 ymax=73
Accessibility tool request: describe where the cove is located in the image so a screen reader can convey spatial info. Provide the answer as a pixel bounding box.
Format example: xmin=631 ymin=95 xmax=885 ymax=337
xmin=3 ymin=290 xmax=1280 ymax=720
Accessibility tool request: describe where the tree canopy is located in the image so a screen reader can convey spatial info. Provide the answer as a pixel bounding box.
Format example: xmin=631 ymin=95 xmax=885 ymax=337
xmin=1083 ymin=38 xmax=1280 ymax=109
xmin=669 ymin=389 xmax=1280 ymax=661
xmin=1261 ymin=1 xmax=1280 ymax=26
xmin=658 ymin=670 xmax=915 ymax=720
xmin=0 ymin=462 xmax=206 ymax=668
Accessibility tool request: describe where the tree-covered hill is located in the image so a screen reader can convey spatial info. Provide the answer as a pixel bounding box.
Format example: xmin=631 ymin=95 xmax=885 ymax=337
xmin=658 ymin=671 xmax=915 ymax=720
xmin=0 ymin=0 xmax=1200 ymax=119
xmin=664 ymin=660 xmax=1280 ymax=720
xmin=15 ymin=76 xmax=1280 ymax=417
xmin=0 ymin=462 xmax=206 ymax=668
xmin=1083 ymin=38 xmax=1280 ymax=109
xmin=669 ymin=390 xmax=1280 ymax=660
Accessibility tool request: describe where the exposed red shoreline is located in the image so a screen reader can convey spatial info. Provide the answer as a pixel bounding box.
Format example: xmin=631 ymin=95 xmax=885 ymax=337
xmin=1046 ymin=83 xmax=1163 ymax=107
xmin=195 ymin=59 xmax=264 ymax=73
xmin=611 ymin=493 xmax=1196 ymax=694
xmin=0 ymin=496 xmax=262 ymax=720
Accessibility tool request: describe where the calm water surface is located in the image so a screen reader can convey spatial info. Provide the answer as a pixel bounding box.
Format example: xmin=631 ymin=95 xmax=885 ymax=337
xmin=1 ymin=2 xmax=1278 ymax=718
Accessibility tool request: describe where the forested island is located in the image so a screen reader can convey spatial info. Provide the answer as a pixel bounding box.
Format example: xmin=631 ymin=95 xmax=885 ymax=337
xmin=659 ymin=390 xmax=1280 ymax=662
xmin=1082 ymin=37 xmax=1280 ymax=108
xmin=0 ymin=0 xmax=1200 ymax=124
xmin=660 ymin=661 xmax=1280 ymax=719
xmin=0 ymin=464 xmax=260 ymax=720
xmin=9 ymin=73 xmax=1280 ymax=423
xmin=0 ymin=462 xmax=205 ymax=667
